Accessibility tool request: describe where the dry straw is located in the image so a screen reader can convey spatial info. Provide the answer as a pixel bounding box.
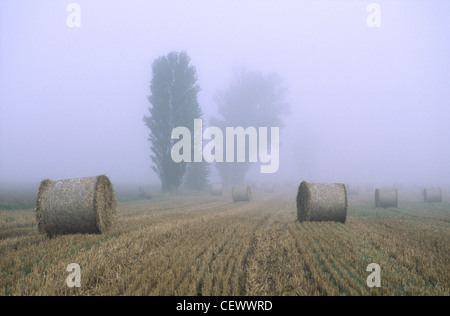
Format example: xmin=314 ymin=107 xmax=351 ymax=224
xmin=375 ymin=188 xmax=398 ymax=208
xmin=210 ymin=183 xmax=223 ymax=196
xmin=232 ymin=185 xmax=252 ymax=202
xmin=296 ymin=181 xmax=347 ymax=223
xmin=423 ymin=187 xmax=442 ymax=203
xmin=36 ymin=175 xmax=117 ymax=237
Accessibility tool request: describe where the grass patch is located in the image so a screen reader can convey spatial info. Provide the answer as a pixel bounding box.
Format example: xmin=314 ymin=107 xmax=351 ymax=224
xmin=0 ymin=201 xmax=35 ymax=211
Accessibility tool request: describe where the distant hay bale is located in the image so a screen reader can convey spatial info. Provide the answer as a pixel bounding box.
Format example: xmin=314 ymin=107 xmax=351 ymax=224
xmin=296 ymin=181 xmax=347 ymax=223
xmin=36 ymin=175 xmax=117 ymax=237
xmin=232 ymin=186 xmax=252 ymax=202
xmin=210 ymin=183 xmax=223 ymax=196
xmin=423 ymin=187 xmax=442 ymax=203
xmin=375 ymin=189 xmax=398 ymax=208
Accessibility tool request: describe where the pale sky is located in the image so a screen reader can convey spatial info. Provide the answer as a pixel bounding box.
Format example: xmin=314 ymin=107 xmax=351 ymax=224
xmin=1 ymin=0 xmax=449 ymax=192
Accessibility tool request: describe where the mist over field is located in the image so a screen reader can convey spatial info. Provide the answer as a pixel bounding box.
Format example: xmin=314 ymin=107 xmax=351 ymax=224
xmin=1 ymin=2 xmax=450 ymax=298
xmin=1 ymin=0 xmax=449 ymax=197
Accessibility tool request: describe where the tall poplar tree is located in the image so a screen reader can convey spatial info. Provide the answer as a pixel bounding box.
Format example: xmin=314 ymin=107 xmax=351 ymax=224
xmin=144 ymin=51 xmax=202 ymax=193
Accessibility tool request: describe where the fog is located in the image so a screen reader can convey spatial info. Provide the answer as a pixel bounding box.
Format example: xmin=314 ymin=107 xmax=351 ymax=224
xmin=1 ymin=0 xmax=449 ymax=195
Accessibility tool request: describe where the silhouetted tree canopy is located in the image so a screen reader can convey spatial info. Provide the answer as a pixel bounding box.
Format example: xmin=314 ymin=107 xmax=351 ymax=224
xmin=144 ymin=51 xmax=203 ymax=193
xmin=211 ymin=68 xmax=289 ymax=186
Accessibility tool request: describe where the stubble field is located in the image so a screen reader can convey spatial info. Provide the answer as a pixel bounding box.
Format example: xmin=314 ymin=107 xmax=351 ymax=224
xmin=0 ymin=189 xmax=449 ymax=296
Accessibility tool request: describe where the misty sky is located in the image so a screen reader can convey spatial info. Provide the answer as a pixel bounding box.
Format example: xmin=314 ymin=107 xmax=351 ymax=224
xmin=1 ymin=0 xmax=449 ymax=190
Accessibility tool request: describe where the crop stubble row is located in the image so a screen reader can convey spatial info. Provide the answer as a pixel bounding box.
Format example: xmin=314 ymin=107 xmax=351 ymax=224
xmin=0 ymin=194 xmax=449 ymax=295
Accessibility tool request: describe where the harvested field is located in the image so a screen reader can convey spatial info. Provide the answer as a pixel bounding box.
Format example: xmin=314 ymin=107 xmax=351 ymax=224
xmin=0 ymin=193 xmax=449 ymax=296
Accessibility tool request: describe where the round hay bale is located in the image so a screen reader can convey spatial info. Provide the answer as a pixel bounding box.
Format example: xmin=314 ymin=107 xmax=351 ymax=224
xmin=375 ymin=189 xmax=398 ymax=208
xmin=423 ymin=187 xmax=442 ymax=203
xmin=36 ymin=175 xmax=117 ymax=237
xmin=232 ymin=185 xmax=252 ymax=202
xmin=210 ymin=183 xmax=223 ymax=196
xmin=296 ymin=181 xmax=347 ymax=223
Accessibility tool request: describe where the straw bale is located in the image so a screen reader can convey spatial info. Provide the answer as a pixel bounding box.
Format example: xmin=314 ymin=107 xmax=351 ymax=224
xmin=423 ymin=187 xmax=442 ymax=203
xmin=296 ymin=181 xmax=347 ymax=223
xmin=232 ymin=185 xmax=252 ymax=202
xmin=36 ymin=175 xmax=116 ymax=237
xmin=375 ymin=188 xmax=398 ymax=208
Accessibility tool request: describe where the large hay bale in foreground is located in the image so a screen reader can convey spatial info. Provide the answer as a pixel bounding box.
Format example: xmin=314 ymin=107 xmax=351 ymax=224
xmin=296 ymin=181 xmax=347 ymax=223
xmin=375 ymin=189 xmax=398 ymax=208
xmin=232 ymin=186 xmax=252 ymax=202
xmin=36 ymin=175 xmax=117 ymax=237
xmin=210 ymin=183 xmax=223 ymax=196
xmin=423 ymin=187 xmax=442 ymax=203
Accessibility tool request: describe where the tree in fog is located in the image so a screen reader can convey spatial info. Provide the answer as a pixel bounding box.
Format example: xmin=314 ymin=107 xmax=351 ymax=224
xmin=183 ymin=120 xmax=210 ymax=191
xmin=211 ymin=68 xmax=289 ymax=186
xmin=184 ymin=161 xmax=210 ymax=191
xmin=144 ymin=51 xmax=202 ymax=193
